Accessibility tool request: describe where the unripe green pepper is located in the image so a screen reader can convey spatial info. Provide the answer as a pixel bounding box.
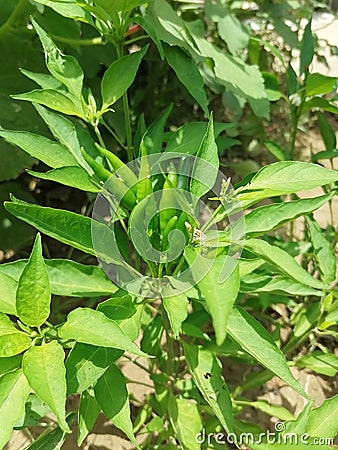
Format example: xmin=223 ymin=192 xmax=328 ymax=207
xmin=161 ymin=215 xmax=178 ymax=250
xmin=81 ymin=149 xmax=136 ymax=210
xmin=177 ymin=156 xmax=189 ymax=190
xmin=95 ymin=143 xmax=138 ymax=191
xmin=136 ymin=148 xmax=152 ymax=202
xmin=159 ymin=163 xmax=178 ymax=235
xmin=81 ymin=148 xmax=112 ymax=181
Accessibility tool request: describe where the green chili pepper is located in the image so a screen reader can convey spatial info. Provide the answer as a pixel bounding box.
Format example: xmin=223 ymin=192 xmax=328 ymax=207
xmin=81 ymin=149 xmax=136 ymax=210
xmin=162 ymin=215 xmax=178 ymax=250
xmin=177 ymin=156 xmax=190 ymax=190
xmin=159 ymin=163 xmax=178 ymax=235
xmin=95 ymin=143 xmax=138 ymax=191
xmin=136 ymin=148 xmax=152 ymax=202
xmin=164 ymin=162 xmax=178 ymax=189
xmin=81 ymin=148 xmax=112 ymax=181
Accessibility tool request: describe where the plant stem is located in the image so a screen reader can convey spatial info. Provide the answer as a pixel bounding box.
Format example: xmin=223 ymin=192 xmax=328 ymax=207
xmin=123 ymin=355 xmax=150 ymax=373
xmin=101 ymin=117 xmax=127 ymax=149
xmin=161 ymin=304 xmax=175 ymax=375
xmin=147 ymin=261 xmax=157 ymax=278
xmin=126 ymin=378 xmax=153 ymax=389
xmin=289 ymin=111 xmax=300 ymax=160
xmin=124 ymin=35 xmax=149 ymax=46
xmin=117 ymin=43 xmax=134 ymax=162
xmin=0 ymin=0 xmax=28 ymax=40
xmin=51 ymin=35 xmax=104 ymax=46
xmin=123 ymin=91 xmax=133 ymax=161
xmin=94 ymin=125 xmax=106 ymax=148
xmin=201 ymin=203 xmax=222 ymax=232
xmin=172 ymin=255 xmax=186 ymax=276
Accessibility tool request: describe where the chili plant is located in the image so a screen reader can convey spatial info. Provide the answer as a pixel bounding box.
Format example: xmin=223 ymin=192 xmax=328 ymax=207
xmin=0 ymin=12 xmax=337 ymax=450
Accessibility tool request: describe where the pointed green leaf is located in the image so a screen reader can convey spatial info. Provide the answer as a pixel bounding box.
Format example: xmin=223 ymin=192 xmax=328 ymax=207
xmin=237 ymin=399 xmax=295 ymax=422
xmin=59 ymin=308 xmax=148 ymax=357
xmin=0 ymin=314 xmax=31 ymax=357
xmin=0 ymin=370 xmax=30 ymax=449
xmin=115 ymin=304 xmax=143 ymax=342
xmin=227 ymin=307 xmax=307 ymax=397
xmin=238 ymin=161 xmax=338 ymax=204
xmin=307 ymin=395 xmax=338 ymax=438
xmin=168 ymin=394 xmax=202 ymax=450
xmin=0 ymin=130 xmax=78 ymax=169
xmin=32 ymin=18 xmax=84 ymax=99
xmin=284 ymin=302 xmax=320 ymax=353
xmin=164 ymin=45 xmax=208 ymax=116
xmin=296 ymin=352 xmax=338 ymax=377
xmin=34 ymin=104 xmax=91 ymax=171
xmin=139 ymin=103 xmax=173 ymax=155
xmin=0 ymin=355 xmax=22 ymax=377
xmin=78 ymin=390 xmax=101 ymax=446
xmin=0 ymin=272 xmax=17 ymax=315
xmin=264 ymin=140 xmax=286 ymax=161
xmin=300 ymin=19 xmax=313 ymax=74
xmin=306 ymin=216 xmax=336 ymax=284
xmin=22 ymin=341 xmax=70 ymax=433
xmin=166 ymin=122 xmax=230 ymax=155
xmin=217 ymin=13 xmax=250 ymax=55
xmin=182 ymin=342 xmax=234 ymax=434
xmin=0 ymin=259 xmax=117 ymax=298
xmin=95 ymin=0 xmax=147 ymax=16
xmin=97 ymin=295 xmax=136 ymax=320
xmin=185 ymin=248 xmax=239 ymax=345
xmin=317 ymin=111 xmax=336 ymax=151
xmin=238 ymin=194 xmax=331 ymax=237
xmin=101 ymin=46 xmax=149 ymax=109
xmin=284 ymin=401 xmax=313 ymax=435
xmin=190 ymin=114 xmax=219 ymax=199
xmin=94 ymin=364 xmax=139 ymax=449
xmin=66 ymin=343 xmax=122 ymax=394
xmin=29 ymin=0 xmax=89 ymax=20
xmin=16 ymin=234 xmax=51 ymax=328
xmin=14 ymin=393 xmax=51 ymax=429
xmin=4 ymin=197 xmax=120 ymax=264
xmin=305 ymin=73 xmax=337 ymax=97
xmin=27 ymin=167 xmax=99 ymax=193
xmin=244 ymin=239 xmax=326 ymax=290
xmin=24 ymin=413 xmax=76 ymax=450
xmin=186 ymin=19 xmax=269 ymax=118
xmin=12 ymin=89 xmax=83 ymax=117
xmin=163 ymin=293 xmax=188 ymax=338
xmin=97 ymin=295 xmax=143 ymax=341
xmin=20 ymin=68 xmax=64 ymax=90
xmin=241 ymin=273 xmax=323 ymax=297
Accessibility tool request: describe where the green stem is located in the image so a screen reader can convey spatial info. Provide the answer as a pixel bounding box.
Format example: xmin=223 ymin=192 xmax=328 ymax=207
xmin=172 ymin=255 xmax=186 ymax=276
xmin=124 ymin=35 xmax=149 ymax=46
xmin=0 ymin=0 xmax=28 ymax=40
xmin=117 ymin=43 xmax=134 ymax=162
xmin=289 ymin=110 xmax=300 ymax=160
xmin=123 ymin=91 xmax=133 ymax=161
xmin=201 ymin=203 xmax=223 ymax=232
xmin=101 ymin=117 xmax=127 ymax=149
xmin=51 ymin=35 xmax=104 ymax=46
xmin=147 ymin=261 xmax=157 ymax=278
xmin=126 ymin=378 xmax=153 ymax=389
xmin=94 ymin=125 xmax=105 ymax=148
xmin=161 ymin=304 xmax=174 ymax=374
xmin=123 ymin=354 xmax=150 ymax=373
xmin=158 ymin=263 xmax=164 ymax=278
